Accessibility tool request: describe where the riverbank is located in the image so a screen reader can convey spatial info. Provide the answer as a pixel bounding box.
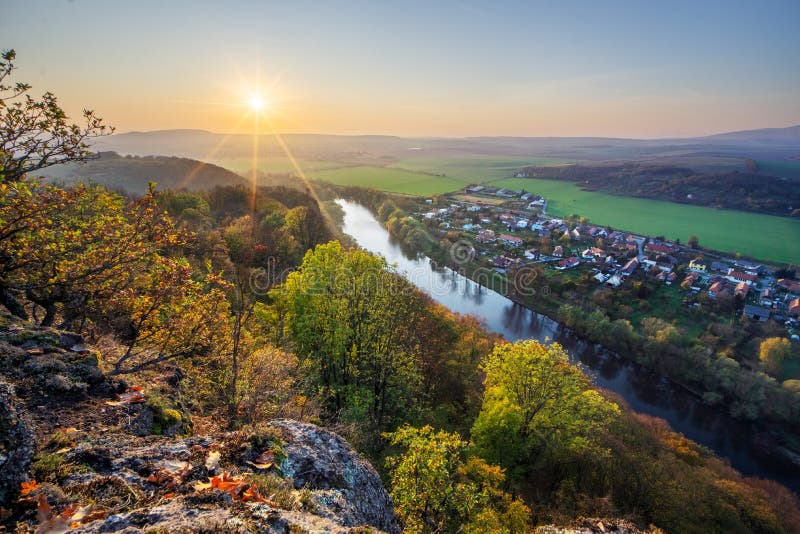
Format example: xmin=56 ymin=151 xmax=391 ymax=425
xmin=330 ymin=196 xmax=800 ymax=492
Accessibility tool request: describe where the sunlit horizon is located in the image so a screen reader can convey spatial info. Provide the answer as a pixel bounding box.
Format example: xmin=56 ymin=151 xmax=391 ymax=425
xmin=3 ymin=0 xmax=799 ymax=138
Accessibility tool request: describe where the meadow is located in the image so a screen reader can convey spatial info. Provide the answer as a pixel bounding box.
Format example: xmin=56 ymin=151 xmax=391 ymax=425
xmin=310 ymin=165 xmax=472 ymax=196
xmin=307 ymin=157 xmax=799 ymax=264
xmin=490 ymin=177 xmax=800 ymax=264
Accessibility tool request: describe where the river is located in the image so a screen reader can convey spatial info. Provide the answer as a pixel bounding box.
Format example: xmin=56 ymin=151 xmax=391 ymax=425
xmin=336 ymin=198 xmax=800 ymax=492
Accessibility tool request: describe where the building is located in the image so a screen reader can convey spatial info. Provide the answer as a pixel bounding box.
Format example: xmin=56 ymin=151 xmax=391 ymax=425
xmin=778 ymin=279 xmax=800 ymax=294
xmin=789 ymin=298 xmax=800 ymax=318
xmin=524 ymin=248 xmax=540 ymax=261
xmin=476 ymin=229 xmax=496 ymax=243
xmin=726 ymin=269 xmax=758 ymax=286
xmin=555 ymin=256 xmax=580 ymax=270
xmin=581 ymin=247 xmax=607 ymax=260
xmin=498 ymin=234 xmax=523 ymax=247
xmin=735 ymin=281 xmax=750 ymax=298
xmin=708 ymin=280 xmax=728 ymax=298
xmin=688 ymin=259 xmax=707 ymax=272
xmin=743 ymin=304 xmax=771 ymax=322
xmin=645 ymin=242 xmax=676 ymax=255
xmin=465 ymin=185 xmax=485 ymax=193
xmin=620 ymin=258 xmax=639 ymax=276
xmin=516 ymin=219 xmax=529 ymax=230
xmin=552 ymin=245 xmax=564 ymax=258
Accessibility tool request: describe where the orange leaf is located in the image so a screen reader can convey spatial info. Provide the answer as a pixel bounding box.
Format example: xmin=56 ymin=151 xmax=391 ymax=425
xmin=20 ymin=480 xmax=39 ymax=495
xmin=163 ymin=493 xmax=175 ymax=499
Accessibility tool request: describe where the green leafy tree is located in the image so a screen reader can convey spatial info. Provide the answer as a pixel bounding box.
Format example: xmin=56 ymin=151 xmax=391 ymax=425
xmin=471 ymin=340 xmax=619 ymax=480
xmin=385 ymin=425 xmax=530 ymax=534
xmin=759 ymin=337 xmax=791 ymax=376
xmin=273 ymin=241 xmax=423 ymax=427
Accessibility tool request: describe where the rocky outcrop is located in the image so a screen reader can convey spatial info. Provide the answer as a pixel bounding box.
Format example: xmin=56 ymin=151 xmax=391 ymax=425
xmin=536 ymin=517 xmax=646 ymax=534
xmin=0 ymin=380 xmax=34 ymax=505
xmin=269 ymin=419 xmax=400 ymax=533
xmin=0 ymin=318 xmax=400 ymax=533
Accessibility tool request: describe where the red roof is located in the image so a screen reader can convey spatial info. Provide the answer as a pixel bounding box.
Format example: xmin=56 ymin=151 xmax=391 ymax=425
xmin=645 ymin=243 xmax=675 ymax=254
xmin=728 ymin=270 xmax=757 ymax=283
xmin=499 ymin=234 xmax=522 ymax=244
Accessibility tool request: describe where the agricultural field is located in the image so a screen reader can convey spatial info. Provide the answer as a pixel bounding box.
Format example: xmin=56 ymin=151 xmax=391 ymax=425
xmin=389 ymin=156 xmax=567 ymax=183
xmin=489 ymin=177 xmax=800 ymax=264
xmin=310 ymin=165 xmax=471 ymax=196
xmin=208 ymin=156 xmax=345 ymax=177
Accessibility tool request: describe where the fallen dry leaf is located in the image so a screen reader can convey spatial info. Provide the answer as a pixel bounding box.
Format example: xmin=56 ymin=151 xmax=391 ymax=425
xmin=105 ymin=390 xmax=145 ymax=406
xmin=20 ymin=480 xmax=39 ymax=496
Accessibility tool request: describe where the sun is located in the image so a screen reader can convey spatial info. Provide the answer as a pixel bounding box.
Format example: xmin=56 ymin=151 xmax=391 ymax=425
xmin=248 ymin=95 xmax=266 ymax=111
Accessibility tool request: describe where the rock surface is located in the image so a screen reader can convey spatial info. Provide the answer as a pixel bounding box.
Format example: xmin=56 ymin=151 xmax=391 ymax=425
xmin=536 ymin=517 xmax=645 ymax=533
xmin=0 ymin=318 xmax=400 ymax=533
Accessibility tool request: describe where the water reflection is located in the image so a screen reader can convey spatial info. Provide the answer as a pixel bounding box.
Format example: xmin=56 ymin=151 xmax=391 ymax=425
xmin=335 ymin=199 xmax=800 ymax=492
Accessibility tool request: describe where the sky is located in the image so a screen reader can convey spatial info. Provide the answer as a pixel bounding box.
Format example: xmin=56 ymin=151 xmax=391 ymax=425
xmin=2 ymin=0 xmax=799 ymax=138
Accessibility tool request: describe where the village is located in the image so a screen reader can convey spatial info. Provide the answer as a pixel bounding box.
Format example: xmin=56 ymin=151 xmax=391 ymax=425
xmin=415 ymin=184 xmax=800 ymax=340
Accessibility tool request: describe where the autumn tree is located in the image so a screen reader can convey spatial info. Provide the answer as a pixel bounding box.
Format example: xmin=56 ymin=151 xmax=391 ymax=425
xmin=0 ymin=50 xmax=112 ymax=182
xmin=274 ymin=241 xmax=424 ymax=428
xmin=385 ymin=425 xmax=530 ymax=534
xmin=688 ymin=235 xmax=700 ymax=249
xmin=0 ymin=182 xmax=185 ymax=325
xmin=471 ymin=340 xmax=619 ymax=481
xmin=759 ymin=337 xmax=791 ymax=376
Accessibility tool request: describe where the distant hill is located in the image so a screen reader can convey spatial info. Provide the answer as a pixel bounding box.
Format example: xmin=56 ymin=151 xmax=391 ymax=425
xmin=91 ymin=127 xmax=800 ymax=177
xmin=35 ymin=151 xmax=246 ymax=195
xmin=701 ymin=125 xmax=800 ymax=145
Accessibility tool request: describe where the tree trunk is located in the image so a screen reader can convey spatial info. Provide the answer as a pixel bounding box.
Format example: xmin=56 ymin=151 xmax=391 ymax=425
xmin=0 ymin=287 xmax=28 ymax=320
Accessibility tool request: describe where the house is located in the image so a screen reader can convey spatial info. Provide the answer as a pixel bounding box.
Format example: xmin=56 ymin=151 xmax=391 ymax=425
xmin=466 ymin=185 xmax=485 ymax=193
xmin=520 ymin=193 xmax=535 ymax=201
xmin=735 ymin=281 xmax=750 ymax=298
xmin=581 ymin=247 xmax=607 ymax=261
xmin=620 ymin=258 xmax=640 ymax=276
xmin=688 ymin=259 xmax=707 ymax=272
xmin=710 ymin=261 xmax=730 ymax=273
xmin=645 ymin=242 xmax=676 ymax=255
xmin=789 ymin=298 xmax=800 ymax=318
xmin=743 ymin=304 xmax=771 ymax=322
xmin=683 ymin=271 xmax=701 ymax=289
xmin=655 ymin=255 xmax=678 ymax=273
xmin=493 ymin=254 xmax=520 ymax=270
xmin=498 ymin=234 xmax=523 ymax=247
xmin=606 ymin=274 xmax=623 ymax=287
xmin=527 ymin=199 xmax=546 ymax=210
xmin=498 ymin=213 xmax=515 ymax=222
xmin=761 ymin=288 xmax=774 ymax=306
xmin=734 ymin=260 xmax=764 ymax=275
xmin=516 ymin=219 xmax=529 ymax=230
xmin=524 ymin=248 xmax=540 ymax=261
xmin=462 ymin=223 xmax=477 ymax=231
xmin=708 ymin=280 xmax=729 ymax=299
xmin=466 ymin=205 xmax=482 ymax=212
xmin=476 ymin=229 xmax=496 ymax=243
xmin=556 ymin=256 xmax=580 ymax=270
xmin=778 ymin=279 xmax=800 ymax=294
xmin=594 ymin=272 xmax=608 ymax=283
xmin=552 ymin=245 xmax=564 ymax=258
xmin=666 ymin=272 xmax=678 ymax=285
xmin=571 ymin=228 xmax=581 ymax=240
xmin=726 ymin=269 xmax=758 ymax=286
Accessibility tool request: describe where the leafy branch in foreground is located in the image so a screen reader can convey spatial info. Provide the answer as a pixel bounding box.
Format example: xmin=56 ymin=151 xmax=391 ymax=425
xmin=1 ymin=49 xmax=112 ymax=182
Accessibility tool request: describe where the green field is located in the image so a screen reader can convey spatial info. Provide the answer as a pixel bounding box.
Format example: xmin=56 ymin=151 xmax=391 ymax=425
xmin=490 ymin=177 xmax=800 ymax=264
xmin=208 ymin=157 xmax=344 ymax=176
xmin=311 ymin=165 xmax=472 ymax=196
xmin=389 ymin=156 xmax=567 ymax=183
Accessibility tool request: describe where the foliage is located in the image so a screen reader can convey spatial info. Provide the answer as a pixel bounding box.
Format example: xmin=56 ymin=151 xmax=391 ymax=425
xmin=385 ymin=425 xmax=529 ymax=533
xmin=759 ymin=337 xmax=791 ymax=375
xmin=0 ymin=49 xmax=112 ymax=182
xmin=471 ymin=340 xmax=619 ymax=480
xmin=273 ymin=241 xmax=424 ymax=428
